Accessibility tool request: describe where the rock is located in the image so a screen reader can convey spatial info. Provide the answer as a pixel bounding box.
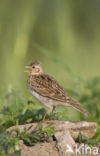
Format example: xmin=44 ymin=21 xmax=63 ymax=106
xmin=55 ymin=131 xmax=75 ymax=156
xmin=7 ymin=120 xmax=97 ymax=156
xmin=7 ymin=120 xmax=97 ymax=140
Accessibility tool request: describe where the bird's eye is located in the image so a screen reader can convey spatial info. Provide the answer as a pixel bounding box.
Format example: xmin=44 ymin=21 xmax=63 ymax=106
xmin=32 ymin=66 xmax=35 ymax=68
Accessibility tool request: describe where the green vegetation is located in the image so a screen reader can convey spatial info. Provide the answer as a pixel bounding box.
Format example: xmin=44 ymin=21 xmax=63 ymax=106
xmin=0 ymin=89 xmax=55 ymax=155
xmin=78 ymin=125 xmax=100 ymax=146
xmin=0 ymin=124 xmax=54 ymax=155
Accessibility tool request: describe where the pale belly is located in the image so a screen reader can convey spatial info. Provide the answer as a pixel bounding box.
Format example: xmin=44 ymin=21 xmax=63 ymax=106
xmin=29 ymin=90 xmax=54 ymax=108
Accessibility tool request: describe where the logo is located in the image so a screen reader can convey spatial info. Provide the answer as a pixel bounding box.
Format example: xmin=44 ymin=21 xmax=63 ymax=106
xmin=65 ymin=144 xmax=98 ymax=155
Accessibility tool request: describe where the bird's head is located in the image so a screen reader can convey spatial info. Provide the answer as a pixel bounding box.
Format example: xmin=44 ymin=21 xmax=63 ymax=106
xmin=25 ymin=60 xmax=43 ymax=75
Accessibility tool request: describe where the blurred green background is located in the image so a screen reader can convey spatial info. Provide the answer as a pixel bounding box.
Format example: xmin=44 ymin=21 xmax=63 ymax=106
xmin=0 ymin=0 xmax=100 ymax=121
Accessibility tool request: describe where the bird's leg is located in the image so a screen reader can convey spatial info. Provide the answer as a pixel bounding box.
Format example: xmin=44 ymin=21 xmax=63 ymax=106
xmin=42 ymin=108 xmax=49 ymax=121
xmin=49 ymin=106 xmax=56 ymax=120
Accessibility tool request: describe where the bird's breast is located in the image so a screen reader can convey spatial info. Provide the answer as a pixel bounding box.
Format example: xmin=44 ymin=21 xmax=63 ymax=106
xmin=28 ymin=88 xmax=53 ymax=108
xmin=30 ymin=90 xmax=41 ymax=102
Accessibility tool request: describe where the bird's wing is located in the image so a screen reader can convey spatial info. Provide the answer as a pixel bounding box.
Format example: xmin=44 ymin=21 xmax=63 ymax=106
xmin=29 ymin=74 xmax=80 ymax=105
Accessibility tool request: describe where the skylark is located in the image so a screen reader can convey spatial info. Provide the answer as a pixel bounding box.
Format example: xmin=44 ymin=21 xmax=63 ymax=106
xmin=25 ymin=60 xmax=89 ymax=121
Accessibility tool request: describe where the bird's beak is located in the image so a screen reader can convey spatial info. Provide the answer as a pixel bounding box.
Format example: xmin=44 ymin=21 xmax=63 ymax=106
xmin=24 ymin=66 xmax=32 ymax=72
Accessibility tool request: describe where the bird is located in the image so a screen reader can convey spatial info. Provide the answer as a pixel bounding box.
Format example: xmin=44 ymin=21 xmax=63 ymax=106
xmin=25 ymin=60 xmax=89 ymax=121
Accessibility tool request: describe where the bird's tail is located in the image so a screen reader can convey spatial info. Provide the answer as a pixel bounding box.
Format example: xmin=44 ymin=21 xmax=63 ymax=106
xmin=65 ymin=99 xmax=89 ymax=115
xmin=70 ymin=103 xmax=89 ymax=115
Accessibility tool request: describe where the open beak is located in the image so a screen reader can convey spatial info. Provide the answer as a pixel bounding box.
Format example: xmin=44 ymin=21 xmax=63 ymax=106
xmin=25 ymin=66 xmax=32 ymax=72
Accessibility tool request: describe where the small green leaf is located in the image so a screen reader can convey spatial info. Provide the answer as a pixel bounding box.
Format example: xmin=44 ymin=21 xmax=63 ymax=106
xmin=78 ymin=132 xmax=82 ymax=143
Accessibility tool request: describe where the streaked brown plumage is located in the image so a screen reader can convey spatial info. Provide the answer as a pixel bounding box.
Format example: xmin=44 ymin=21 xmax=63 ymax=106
xmin=25 ymin=60 xmax=89 ymax=120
